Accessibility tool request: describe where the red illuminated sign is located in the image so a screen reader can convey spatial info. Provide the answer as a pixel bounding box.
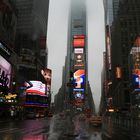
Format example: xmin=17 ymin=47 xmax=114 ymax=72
xmin=73 ymin=35 xmax=85 ymax=47
xmin=73 ymin=35 xmax=85 ymax=39
xmin=73 ymin=39 xmax=85 ymax=47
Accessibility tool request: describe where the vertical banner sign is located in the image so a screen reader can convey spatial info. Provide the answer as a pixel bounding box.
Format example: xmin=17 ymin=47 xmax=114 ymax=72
xmin=106 ymin=25 xmax=111 ymax=70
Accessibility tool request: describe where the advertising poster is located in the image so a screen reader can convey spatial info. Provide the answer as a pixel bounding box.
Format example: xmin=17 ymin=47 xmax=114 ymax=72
xmin=132 ymin=69 xmax=140 ymax=89
xmin=41 ymin=68 xmax=52 ymax=95
xmin=0 ymin=55 xmax=11 ymax=88
xmin=74 ymin=53 xmax=84 ymax=67
xmin=73 ymin=35 xmax=85 ymax=47
xmin=73 ymin=69 xmax=85 ymax=91
xmin=25 ymin=81 xmax=46 ymax=95
xmin=74 ymin=48 xmax=84 ymax=54
xmin=73 ymin=91 xmax=84 ymax=99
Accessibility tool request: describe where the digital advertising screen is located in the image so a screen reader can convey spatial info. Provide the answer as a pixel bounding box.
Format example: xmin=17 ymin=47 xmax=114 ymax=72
xmin=74 ymin=54 xmax=84 ymax=67
xmin=106 ymin=25 xmax=112 ymax=70
xmin=115 ymin=66 xmax=122 ymax=79
xmin=73 ymin=38 xmax=85 ymax=47
xmin=73 ymin=91 xmax=84 ymax=99
xmin=73 ymin=35 xmax=85 ymax=47
xmin=74 ymin=48 xmax=84 ymax=54
xmin=132 ymin=69 xmax=140 ymax=89
xmin=25 ymin=81 xmax=46 ymax=95
xmin=73 ymin=35 xmax=85 ymax=39
xmin=0 ymin=55 xmax=11 ymax=88
xmin=74 ymin=69 xmax=85 ymax=90
xmin=41 ymin=68 xmax=52 ymax=94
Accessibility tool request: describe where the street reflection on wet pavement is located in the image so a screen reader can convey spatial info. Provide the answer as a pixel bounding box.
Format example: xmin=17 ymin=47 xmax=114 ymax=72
xmin=0 ymin=114 xmax=133 ymax=140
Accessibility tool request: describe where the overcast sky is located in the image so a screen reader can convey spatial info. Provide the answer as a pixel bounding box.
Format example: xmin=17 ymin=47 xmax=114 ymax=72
xmin=47 ymin=0 xmax=105 ymax=112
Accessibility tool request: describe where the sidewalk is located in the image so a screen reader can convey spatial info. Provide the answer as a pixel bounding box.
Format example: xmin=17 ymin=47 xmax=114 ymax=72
xmin=103 ymin=115 xmax=140 ymax=140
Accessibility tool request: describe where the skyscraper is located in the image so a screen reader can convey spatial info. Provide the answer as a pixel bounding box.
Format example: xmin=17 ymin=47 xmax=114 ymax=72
xmin=109 ymin=0 xmax=140 ymax=111
xmin=66 ymin=0 xmax=88 ymax=108
xmin=14 ymin=0 xmax=49 ymax=85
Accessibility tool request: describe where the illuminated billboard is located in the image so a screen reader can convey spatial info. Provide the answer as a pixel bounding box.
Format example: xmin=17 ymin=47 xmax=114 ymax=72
xmin=115 ymin=66 xmax=122 ymax=79
xmin=26 ymin=81 xmax=46 ymax=95
xmin=73 ymin=35 xmax=85 ymax=47
xmin=41 ymin=68 xmax=52 ymax=95
xmin=74 ymin=48 xmax=84 ymax=54
xmin=106 ymin=25 xmax=112 ymax=70
xmin=132 ymin=69 xmax=140 ymax=89
xmin=0 ymin=55 xmax=11 ymax=88
xmin=73 ymin=35 xmax=85 ymax=39
xmin=74 ymin=69 xmax=85 ymax=90
xmin=73 ymin=91 xmax=84 ymax=99
xmin=74 ymin=54 xmax=84 ymax=67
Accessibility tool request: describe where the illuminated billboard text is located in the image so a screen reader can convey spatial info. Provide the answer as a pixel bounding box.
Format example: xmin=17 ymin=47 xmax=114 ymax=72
xmin=74 ymin=48 xmax=84 ymax=54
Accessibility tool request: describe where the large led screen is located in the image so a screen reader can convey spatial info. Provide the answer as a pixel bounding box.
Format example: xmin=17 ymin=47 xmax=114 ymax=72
xmin=74 ymin=69 xmax=85 ymax=90
xmin=73 ymin=91 xmax=84 ymax=99
xmin=132 ymin=69 xmax=140 ymax=89
xmin=73 ymin=35 xmax=85 ymax=39
xmin=106 ymin=25 xmax=112 ymax=70
xmin=0 ymin=55 xmax=11 ymax=88
xmin=26 ymin=81 xmax=46 ymax=95
xmin=115 ymin=67 xmax=122 ymax=79
xmin=73 ymin=39 xmax=85 ymax=47
xmin=41 ymin=68 xmax=52 ymax=95
xmin=74 ymin=54 xmax=84 ymax=67
xmin=73 ymin=35 xmax=85 ymax=47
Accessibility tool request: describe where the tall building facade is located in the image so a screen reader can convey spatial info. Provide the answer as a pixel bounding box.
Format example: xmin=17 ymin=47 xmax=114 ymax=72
xmin=0 ymin=0 xmax=18 ymax=95
xmin=14 ymin=0 xmax=49 ymax=87
xmin=65 ymin=0 xmax=88 ymax=109
xmin=103 ymin=0 xmax=140 ymax=113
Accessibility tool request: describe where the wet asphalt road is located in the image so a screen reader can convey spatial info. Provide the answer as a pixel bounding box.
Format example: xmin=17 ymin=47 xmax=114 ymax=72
xmin=0 ymin=114 xmax=137 ymax=140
